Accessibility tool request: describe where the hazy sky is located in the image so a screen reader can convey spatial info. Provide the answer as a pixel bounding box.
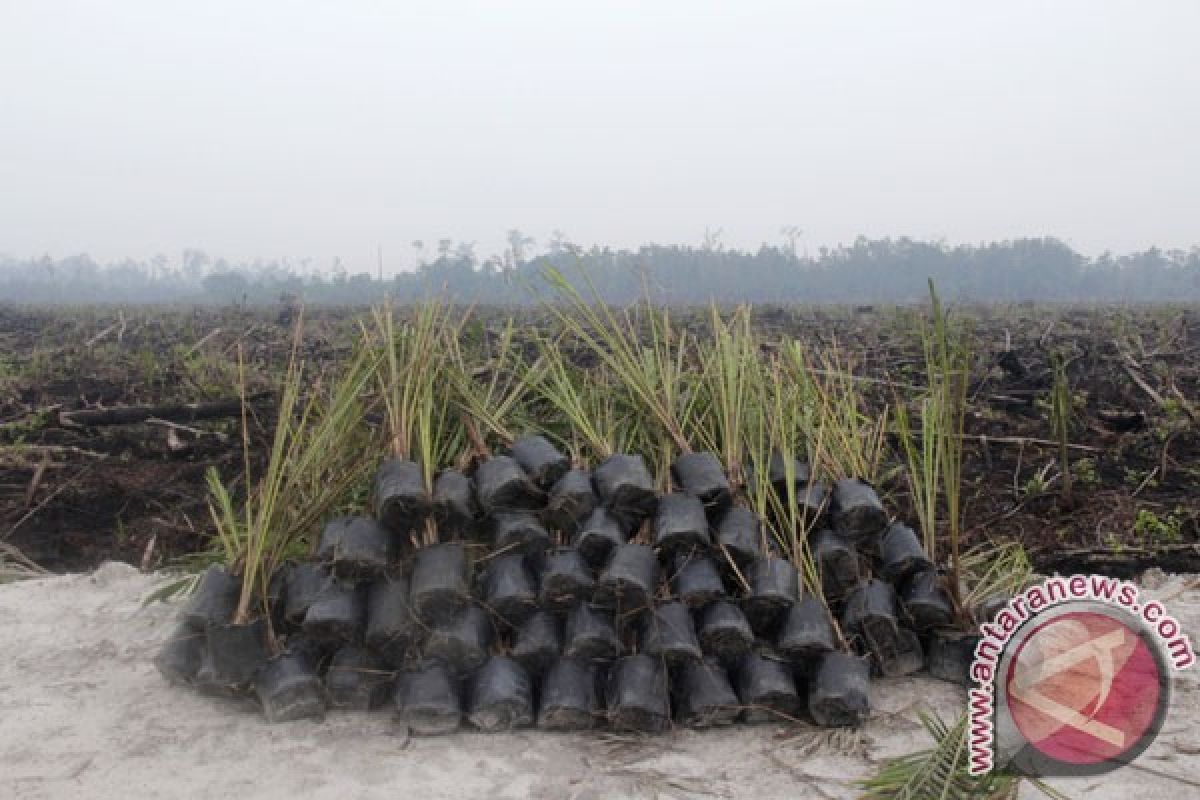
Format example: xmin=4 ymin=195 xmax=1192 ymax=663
xmin=2 ymin=1 xmax=1198 ymax=272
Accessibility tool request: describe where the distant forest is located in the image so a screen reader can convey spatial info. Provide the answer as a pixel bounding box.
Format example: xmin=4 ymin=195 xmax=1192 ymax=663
xmin=2 ymin=236 xmax=1199 ymax=306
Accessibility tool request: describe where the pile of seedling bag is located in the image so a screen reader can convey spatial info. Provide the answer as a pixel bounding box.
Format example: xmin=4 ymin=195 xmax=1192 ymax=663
xmin=157 ymin=438 xmax=987 ymax=732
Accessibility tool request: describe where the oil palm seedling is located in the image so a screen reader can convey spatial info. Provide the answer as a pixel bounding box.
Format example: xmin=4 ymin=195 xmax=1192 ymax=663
xmin=859 ymin=709 xmax=1064 ymax=800
xmin=163 ymin=318 xmax=378 ymax=721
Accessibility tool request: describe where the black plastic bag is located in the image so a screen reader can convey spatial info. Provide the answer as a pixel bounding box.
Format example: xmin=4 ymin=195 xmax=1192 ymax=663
xmin=374 ymin=458 xmax=431 ymax=535
xmin=653 ymin=493 xmax=711 ymax=558
xmin=639 ymin=600 xmax=702 ymax=667
xmin=316 ymin=516 xmax=392 ymax=582
xmin=538 ymin=546 xmax=595 ymax=612
xmin=474 ymin=455 xmax=543 ymax=514
xmin=776 ymin=596 xmax=836 ymax=662
xmin=671 ymin=451 xmax=731 ymax=512
xmin=734 ymin=649 xmax=801 ymax=724
xmin=572 ymin=507 xmax=626 ymax=569
xmin=482 ymin=552 xmax=538 ymax=627
xmin=467 ymin=655 xmax=535 ymax=732
xmin=303 ymin=580 xmax=366 ymax=644
xmin=926 ymin=630 xmax=981 ymax=685
xmin=697 ymin=599 xmax=754 ymax=665
xmin=365 ymin=572 xmax=417 ymax=668
xmin=606 ymin=654 xmax=670 ymax=733
xmin=674 ymin=657 xmax=739 ymax=728
xmin=878 ymin=522 xmax=931 ymax=583
xmin=183 ymin=565 xmax=240 ymax=631
xmin=765 ymin=454 xmax=828 ymax=523
xmin=283 ymin=562 xmax=334 ymax=628
xmin=543 ymin=469 xmax=598 ymax=534
xmin=592 ymin=453 xmax=658 ymax=526
xmin=742 ymin=557 xmax=799 ymax=635
xmin=491 ymin=512 xmax=552 ymax=558
xmin=843 ymin=579 xmax=923 ymax=677
xmin=512 ymin=610 xmax=562 ymax=677
xmin=538 ymin=657 xmax=601 ymax=731
xmin=715 ymin=506 xmax=765 ymax=570
xmin=900 ymin=568 xmax=955 ymax=631
xmin=423 ymin=606 xmax=493 ymax=675
xmin=395 ymin=662 xmax=462 ymax=735
xmin=410 ymin=542 xmax=470 ymax=625
xmin=670 ymin=552 xmax=725 ymax=609
xmin=433 ymin=469 xmax=478 ymax=539
xmin=563 ymin=603 xmax=619 ymax=662
xmin=594 ymin=543 xmax=659 ymax=613
xmin=510 ymin=434 xmax=570 ymax=491
xmin=326 ymin=644 xmax=393 ymax=710
xmin=831 ymin=478 xmax=888 ymax=541
xmin=255 ymin=649 xmax=326 ymax=723
xmin=206 ymin=617 xmax=269 ymax=690
xmin=155 ymin=624 xmax=206 ymax=686
xmin=808 ymin=650 xmax=870 ymax=727
xmin=812 ymin=528 xmax=860 ymax=601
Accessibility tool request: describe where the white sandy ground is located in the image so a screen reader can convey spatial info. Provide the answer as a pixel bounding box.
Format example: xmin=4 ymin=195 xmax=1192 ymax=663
xmin=0 ymin=564 xmax=1197 ymax=800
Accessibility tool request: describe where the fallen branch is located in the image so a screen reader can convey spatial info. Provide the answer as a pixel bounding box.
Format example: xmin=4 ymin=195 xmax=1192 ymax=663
xmin=58 ymin=393 xmax=270 ymax=428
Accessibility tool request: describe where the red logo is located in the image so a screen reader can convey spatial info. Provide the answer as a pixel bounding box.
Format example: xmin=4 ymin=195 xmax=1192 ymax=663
xmin=1005 ymin=609 xmax=1166 ymax=769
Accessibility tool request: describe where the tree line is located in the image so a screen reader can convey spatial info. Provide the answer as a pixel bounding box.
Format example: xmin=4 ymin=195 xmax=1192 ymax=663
xmin=2 ymin=236 xmax=1198 ymax=306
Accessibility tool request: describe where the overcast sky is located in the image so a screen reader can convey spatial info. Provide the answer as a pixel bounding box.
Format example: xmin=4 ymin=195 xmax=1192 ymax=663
xmin=2 ymin=1 xmax=1197 ymax=272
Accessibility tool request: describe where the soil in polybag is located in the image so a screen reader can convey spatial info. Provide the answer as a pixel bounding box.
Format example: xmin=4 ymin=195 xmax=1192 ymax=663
xmin=395 ymin=661 xmax=462 ymax=735
xmin=482 ymin=551 xmax=538 ymax=628
xmin=606 ymin=653 xmax=670 ymax=733
xmin=538 ymin=657 xmax=601 ymax=731
xmin=572 ymin=507 xmax=626 ymax=569
xmin=155 ymin=624 xmax=207 ymax=686
xmin=433 ymin=469 xmax=479 ymax=539
xmin=653 ymin=493 xmax=711 ymax=558
xmin=509 ymin=434 xmax=570 ymax=491
xmin=410 ymin=542 xmax=471 ymax=625
xmin=302 ymin=580 xmax=366 ymax=644
xmin=374 ymin=458 xmax=431 ymax=535
xmin=326 ymin=644 xmax=393 ymax=710
xmin=563 ymin=603 xmax=619 ymax=663
xmin=491 ymin=512 xmax=552 ymax=559
xmin=474 ymin=455 xmax=543 ymax=515
xmin=423 ymin=605 xmax=493 ymax=675
xmin=808 ymin=650 xmax=870 ymax=728
xmin=365 ymin=572 xmax=417 ymax=668
xmin=878 ymin=522 xmax=931 ymax=583
xmin=831 ymin=478 xmax=888 ymax=541
xmin=592 ymin=453 xmax=658 ymax=527
xmin=639 ymin=600 xmax=702 ymax=668
xmin=467 ymin=655 xmax=535 ymax=732
xmin=671 ymin=451 xmax=731 ymax=513
xmin=512 ymin=610 xmax=562 ymax=677
xmin=283 ymin=562 xmax=335 ymax=629
xmin=734 ymin=649 xmax=801 ymax=724
xmin=900 ymin=568 xmax=955 ymax=631
xmin=538 ymin=546 xmax=595 ymax=612
xmin=674 ymin=657 xmax=739 ymax=728
xmin=593 ymin=542 xmax=658 ymax=613
xmin=255 ymin=649 xmax=326 ymax=723
xmin=742 ymin=556 xmax=799 ymax=635
xmin=670 ymin=551 xmax=725 ymax=609
xmin=316 ymin=516 xmax=392 ymax=582
xmin=776 ymin=596 xmax=836 ymax=662
xmin=543 ymin=469 xmax=598 ymax=535
xmin=715 ymin=506 xmax=765 ymax=572
xmin=697 ymin=599 xmax=754 ymax=665
xmin=182 ymin=565 xmax=240 ymax=630
xmin=206 ymin=617 xmax=269 ymax=691
xmin=812 ymin=528 xmax=860 ymax=601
